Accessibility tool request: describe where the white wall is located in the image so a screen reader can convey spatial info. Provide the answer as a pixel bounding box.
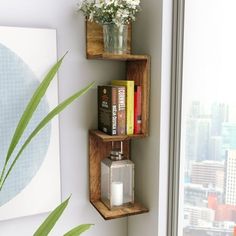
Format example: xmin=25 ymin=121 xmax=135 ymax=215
xmin=0 ymin=0 xmax=127 ymax=235
xmin=128 ymin=0 xmax=173 ymax=235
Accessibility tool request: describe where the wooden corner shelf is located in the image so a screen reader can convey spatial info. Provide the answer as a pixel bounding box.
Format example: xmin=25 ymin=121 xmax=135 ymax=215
xmin=91 ymin=200 xmax=148 ymax=220
xmin=86 ymin=21 xmax=150 ymax=137
xmin=89 ymin=132 xmax=148 ymax=220
xmin=87 ymin=53 xmax=149 ymax=61
xmin=90 ymin=130 xmax=147 ymax=142
xmin=86 ymin=20 xmax=150 ymax=220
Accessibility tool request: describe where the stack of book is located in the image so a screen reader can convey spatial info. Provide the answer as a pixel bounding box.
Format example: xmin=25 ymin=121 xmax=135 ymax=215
xmin=98 ymin=80 xmax=142 ymax=136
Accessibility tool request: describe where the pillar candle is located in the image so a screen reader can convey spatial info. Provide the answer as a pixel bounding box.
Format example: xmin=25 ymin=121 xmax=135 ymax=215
xmin=111 ymin=181 xmax=123 ymax=206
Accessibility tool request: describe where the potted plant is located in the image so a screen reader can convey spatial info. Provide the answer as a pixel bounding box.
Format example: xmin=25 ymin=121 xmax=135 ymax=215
xmin=77 ymin=0 xmax=141 ymax=54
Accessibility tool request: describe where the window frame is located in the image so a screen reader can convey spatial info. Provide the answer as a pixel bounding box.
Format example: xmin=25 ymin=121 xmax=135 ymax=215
xmin=168 ymin=0 xmax=185 ymax=235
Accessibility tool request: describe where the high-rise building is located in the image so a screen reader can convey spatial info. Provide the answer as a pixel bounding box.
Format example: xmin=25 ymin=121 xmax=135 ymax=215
xmin=183 ymin=226 xmax=233 ymax=236
xmin=211 ymin=102 xmax=229 ymax=136
xmin=184 ymin=205 xmax=215 ymax=227
xmin=185 ymin=118 xmax=211 ymax=162
xmin=222 ymin=123 xmax=236 ymax=153
xmin=208 ymin=192 xmax=236 ymax=222
xmin=184 ymin=102 xmax=212 ymax=176
xmin=209 ymin=136 xmax=222 ymax=161
xmin=185 ymin=183 xmax=223 ymax=206
xmin=191 ymin=161 xmax=224 ymax=189
xmin=224 ymin=150 xmax=236 ymax=206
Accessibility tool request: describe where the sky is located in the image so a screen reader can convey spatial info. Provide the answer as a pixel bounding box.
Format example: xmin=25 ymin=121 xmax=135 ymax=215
xmin=183 ymin=0 xmax=236 ymax=104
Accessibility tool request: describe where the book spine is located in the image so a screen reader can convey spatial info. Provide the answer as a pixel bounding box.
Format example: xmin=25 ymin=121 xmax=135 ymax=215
xmin=117 ymin=86 xmax=126 ymax=135
xmin=126 ymin=82 xmax=134 ymax=135
xmin=134 ymin=85 xmax=142 ymax=134
xmin=111 ymin=87 xmax=118 ymax=135
xmin=111 ymin=80 xmax=134 ymax=135
xmin=98 ymin=86 xmax=117 ymax=135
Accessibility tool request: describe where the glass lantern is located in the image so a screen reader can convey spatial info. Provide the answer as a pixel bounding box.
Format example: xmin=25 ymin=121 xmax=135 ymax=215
xmin=101 ymin=142 xmax=134 ymax=210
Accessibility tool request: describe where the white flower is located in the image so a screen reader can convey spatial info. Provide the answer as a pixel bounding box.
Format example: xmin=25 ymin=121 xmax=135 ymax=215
xmin=113 ymin=0 xmax=119 ymax=6
xmin=116 ymin=9 xmax=128 ymax=19
xmin=126 ymin=0 xmax=140 ymax=6
xmin=104 ymin=0 xmax=114 ymax=4
xmin=77 ymin=0 xmax=140 ymax=26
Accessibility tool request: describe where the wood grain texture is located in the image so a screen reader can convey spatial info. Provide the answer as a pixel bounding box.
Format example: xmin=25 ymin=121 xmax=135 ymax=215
xmin=91 ymin=200 xmax=149 ymax=220
xmin=126 ymin=56 xmax=150 ymax=136
xmin=90 ymin=130 xmax=146 ymax=142
xmin=87 ymin=53 xmax=148 ymax=61
xmin=86 ymin=19 xmax=150 ymax=219
xmin=86 ymin=21 xmax=132 ymax=58
xmin=89 ymin=131 xmax=130 ymax=202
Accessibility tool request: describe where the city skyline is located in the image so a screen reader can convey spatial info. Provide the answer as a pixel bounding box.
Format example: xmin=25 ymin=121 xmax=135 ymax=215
xmin=182 ymin=101 xmax=236 ymax=235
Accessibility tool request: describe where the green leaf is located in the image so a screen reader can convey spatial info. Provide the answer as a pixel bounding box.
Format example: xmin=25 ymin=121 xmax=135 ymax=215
xmin=0 ymin=52 xmax=67 ymax=185
xmin=0 ymin=81 xmax=95 ymax=190
xmin=33 ymin=196 xmax=71 ymax=236
xmin=64 ymin=224 xmax=94 ymax=236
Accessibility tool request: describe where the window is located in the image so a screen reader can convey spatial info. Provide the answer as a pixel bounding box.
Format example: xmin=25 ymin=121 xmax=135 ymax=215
xmin=169 ymin=0 xmax=236 ymax=235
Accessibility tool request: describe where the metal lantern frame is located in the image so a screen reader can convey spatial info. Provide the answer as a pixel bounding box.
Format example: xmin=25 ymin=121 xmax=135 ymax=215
xmin=101 ymin=141 xmax=135 ymax=210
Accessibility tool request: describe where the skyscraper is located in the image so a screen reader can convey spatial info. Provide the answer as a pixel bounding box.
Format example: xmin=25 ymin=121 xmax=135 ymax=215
xmin=186 ymin=118 xmax=211 ymax=162
xmin=191 ymin=161 xmax=224 ymax=189
xmin=211 ymin=102 xmax=229 ymax=136
xmin=184 ymin=205 xmax=215 ymax=227
xmin=209 ymin=136 xmax=222 ymax=161
xmin=224 ymin=150 xmax=236 ymax=206
xmin=222 ymin=123 xmax=236 ymax=153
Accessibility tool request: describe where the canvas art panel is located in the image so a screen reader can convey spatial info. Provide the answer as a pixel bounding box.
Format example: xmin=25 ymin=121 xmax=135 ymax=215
xmin=0 ymin=26 xmax=61 ymax=221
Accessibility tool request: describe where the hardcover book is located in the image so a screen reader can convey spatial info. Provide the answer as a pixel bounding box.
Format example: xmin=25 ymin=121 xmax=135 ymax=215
xmin=98 ymin=85 xmax=118 ymax=135
xmin=112 ymin=80 xmax=134 ymax=135
xmin=117 ymin=86 xmax=126 ymax=135
xmin=134 ymin=85 xmax=142 ymax=134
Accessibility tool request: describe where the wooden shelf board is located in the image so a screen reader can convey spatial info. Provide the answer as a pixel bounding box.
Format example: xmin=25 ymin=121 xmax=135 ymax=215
xmin=90 ymin=130 xmax=147 ymax=142
xmin=91 ymin=200 xmax=149 ymax=220
xmin=87 ymin=53 xmax=149 ymax=61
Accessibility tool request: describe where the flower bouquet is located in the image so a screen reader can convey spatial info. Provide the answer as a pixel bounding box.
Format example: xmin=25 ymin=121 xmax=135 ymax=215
xmin=77 ymin=0 xmax=141 ymax=54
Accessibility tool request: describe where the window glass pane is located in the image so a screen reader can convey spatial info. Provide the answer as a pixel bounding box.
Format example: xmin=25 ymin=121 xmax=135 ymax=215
xmin=179 ymin=1 xmax=236 ymax=235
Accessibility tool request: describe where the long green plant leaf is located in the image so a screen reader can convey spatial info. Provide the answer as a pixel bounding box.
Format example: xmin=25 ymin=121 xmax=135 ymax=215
xmin=0 ymin=82 xmax=95 ymax=190
xmin=33 ymin=196 xmax=71 ymax=236
xmin=64 ymin=224 xmax=94 ymax=236
xmin=0 ymin=53 xmax=67 ymax=185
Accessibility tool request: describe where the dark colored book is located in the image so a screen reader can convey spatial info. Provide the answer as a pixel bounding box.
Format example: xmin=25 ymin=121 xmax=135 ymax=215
xmin=98 ymin=85 xmax=117 ymax=135
xmin=134 ymin=85 xmax=142 ymax=134
xmin=117 ymin=86 xmax=126 ymax=135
